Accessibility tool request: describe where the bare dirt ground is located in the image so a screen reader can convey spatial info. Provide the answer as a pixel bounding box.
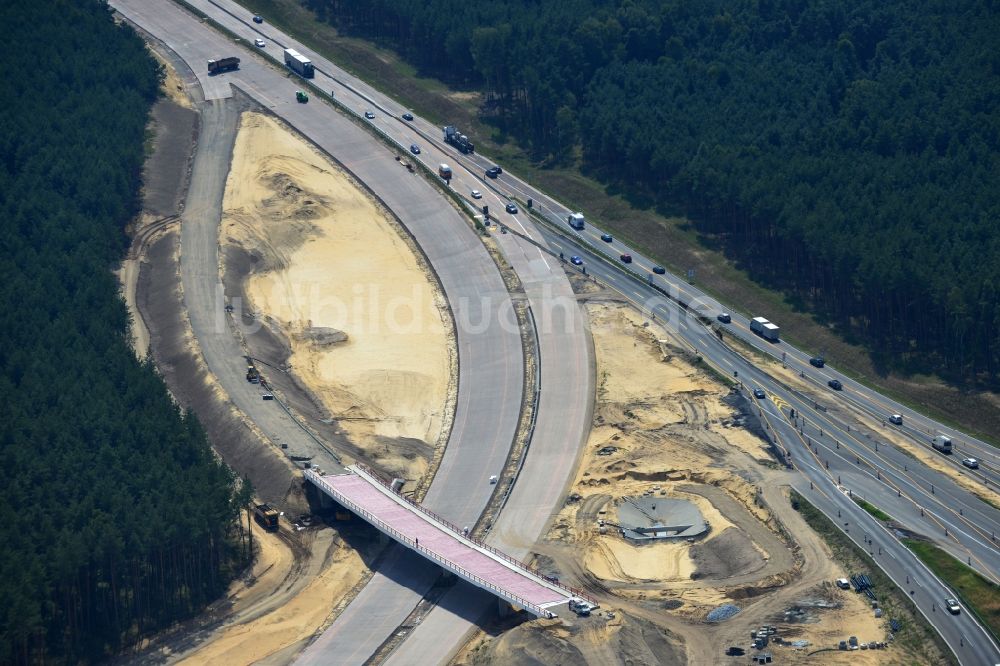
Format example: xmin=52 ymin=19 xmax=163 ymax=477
xmin=220 ymin=112 xmax=455 ymax=483
xmin=456 ymin=300 xmax=934 ymax=665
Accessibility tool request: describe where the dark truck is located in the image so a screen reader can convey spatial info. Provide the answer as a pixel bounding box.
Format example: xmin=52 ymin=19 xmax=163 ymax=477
xmin=443 ymin=125 xmax=475 ymax=154
xmin=207 ymin=57 xmax=240 ymax=75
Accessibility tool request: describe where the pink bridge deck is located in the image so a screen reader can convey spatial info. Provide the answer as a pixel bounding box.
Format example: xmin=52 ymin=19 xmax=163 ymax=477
xmin=306 ymin=467 xmax=586 ymax=615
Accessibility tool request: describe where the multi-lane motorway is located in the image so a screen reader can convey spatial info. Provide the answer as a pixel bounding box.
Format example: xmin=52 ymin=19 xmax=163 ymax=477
xmin=117 ymin=0 xmax=998 ymax=663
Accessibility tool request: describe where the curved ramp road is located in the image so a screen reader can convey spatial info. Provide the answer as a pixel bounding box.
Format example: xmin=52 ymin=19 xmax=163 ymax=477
xmin=111 ymin=1 xmax=523 ymax=662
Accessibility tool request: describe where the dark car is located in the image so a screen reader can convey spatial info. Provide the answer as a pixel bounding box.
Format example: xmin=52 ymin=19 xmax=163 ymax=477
xmin=620 ymin=253 xmax=632 ymax=263
xmin=402 ymin=112 xmax=414 ymax=121
xmin=717 ymin=313 xmax=731 ymax=324
xmin=753 ymin=388 xmax=766 ymax=399
xmin=809 ymin=357 xmax=825 ymax=368
xmin=252 ymin=14 xmax=264 ymax=23
xmin=601 ymin=233 xmax=613 ymax=242
xmin=828 ymin=379 xmax=843 ymax=390
xmin=486 ymin=166 xmax=501 ymax=179
xmin=505 ymin=203 xmax=518 ymax=214
xmin=652 ymin=265 xmax=666 ymax=274
xmin=409 ymin=144 xmax=420 ymax=154
xmin=570 ymin=256 xmax=583 ymax=265
xmin=364 ymin=110 xmax=376 ymax=119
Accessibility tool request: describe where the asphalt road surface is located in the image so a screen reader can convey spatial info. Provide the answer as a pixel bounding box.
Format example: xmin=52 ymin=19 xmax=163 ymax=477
xmin=111 ymin=1 xmax=528 ymax=662
xmin=120 ymin=0 xmax=997 ymax=662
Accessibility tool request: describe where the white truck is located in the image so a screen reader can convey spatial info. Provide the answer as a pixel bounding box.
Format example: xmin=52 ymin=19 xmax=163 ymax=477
xmin=750 ymin=317 xmax=780 ymax=342
xmin=438 ymin=164 xmax=452 ymax=181
xmin=567 ymin=212 xmax=585 ymax=230
xmin=283 ymin=48 xmax=314 ymax=78
xmin=931 ymin=435 xmax=953 ymax=454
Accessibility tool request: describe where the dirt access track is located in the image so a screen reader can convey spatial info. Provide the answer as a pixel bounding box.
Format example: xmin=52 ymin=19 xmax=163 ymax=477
xmin=456 ymin=300 xmax=934 ymax=665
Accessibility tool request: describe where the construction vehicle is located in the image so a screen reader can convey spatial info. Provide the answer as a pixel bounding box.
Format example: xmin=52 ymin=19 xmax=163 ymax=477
xmin=750 ymin=316 xmax=780 ymax=342
xmin=567 ymin=212 xmax=585 ymax=230
xmin=207 ymin=57 xmax=240 ymax=75
xmin=438 ymin=164 xmax=452 ymax=181
xmin=253 ymin=503 xmax=280 ymax=531
xmin=246 ymin=366 xmax=260 ymax=384
xmin=295 ymin=90 xmax=308 ymax=103
xmin=443 ymin=126 xmax=475 ymax=154
xmin=284 ymin=48 xmax=315 ymax=78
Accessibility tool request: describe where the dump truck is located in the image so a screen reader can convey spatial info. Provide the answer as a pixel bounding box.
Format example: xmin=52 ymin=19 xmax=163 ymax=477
xmin=438 ymin=163 xmax=452 ymax=181
xmin=443 ymin=125 xmax=475 ymax=154
xmin=750 ymin=316 xmax=780 ymax=342
xmin=567 ymin=212 xmax=585 ymax=230
xmin=284 ymin=48 xmax=314 ymax=78
xmin=207 ymin=56 xmax=240 ymax=74
xmin=253 ymin=503 xmax=280 ymax=531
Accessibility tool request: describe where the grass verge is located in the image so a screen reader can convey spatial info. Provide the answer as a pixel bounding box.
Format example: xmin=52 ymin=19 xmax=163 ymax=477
xmin=853 ymin=498 xmax=893 ymax=522
xmin=227 ymin=0 xmax=1000 ymax=448
xmin=903 ymin=538 xmax=1000 ymax=644
xmin=790 ymin=491 xmax=953 ymax=663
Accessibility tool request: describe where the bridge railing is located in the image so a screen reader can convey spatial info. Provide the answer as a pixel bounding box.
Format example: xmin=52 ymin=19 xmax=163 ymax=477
xmin=305 ymin=469 xmax=556 ymax=617
xmin=351 ymin=463 xmax=598 ymax=606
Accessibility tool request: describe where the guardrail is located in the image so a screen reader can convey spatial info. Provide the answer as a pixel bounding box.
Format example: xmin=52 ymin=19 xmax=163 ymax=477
xmin=304 ymin=469 xmax=562 ymax=617
xmin=350 ymin=463 xmax=597 ymax=605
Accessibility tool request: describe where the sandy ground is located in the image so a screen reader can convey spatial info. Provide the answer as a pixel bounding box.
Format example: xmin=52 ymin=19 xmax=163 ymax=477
xmin=175 ymin=527 xmax=372 ymax=665
xmin=221 ymin=113 xmax=453 ymax=481
xmin=118 ymin=256 xmax=151 ymax=359
xmin=476 ymin=300 xmax=932 ymax=665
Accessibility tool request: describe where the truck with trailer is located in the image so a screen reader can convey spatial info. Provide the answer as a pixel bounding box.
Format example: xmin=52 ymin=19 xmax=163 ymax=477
xmin=443 ymin=126 xmax=475 ymax=154
xmin=283 ymin=48 xmax=314 ymax=78
xmin=750 ymin=316 xmax=780 ymax=342
xmin=931 ymin=435 xmax=953 ymax=454
xmin=438 ymin=164 xmax=452 ymax=181
xmin=567 ymin=212 xmax=585 ymax=230
xmin=253 ymin=503 xmax=280 ymax=531
xmin=207 ymin=57 xmax=240 ymax=75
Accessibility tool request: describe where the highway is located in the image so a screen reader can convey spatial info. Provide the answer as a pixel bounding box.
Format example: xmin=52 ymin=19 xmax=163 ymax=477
xmin=121 ymin=0 xmax=998 ymax=662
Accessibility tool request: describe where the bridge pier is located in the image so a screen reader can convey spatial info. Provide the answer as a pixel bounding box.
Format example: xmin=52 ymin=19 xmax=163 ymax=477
xmin=497 ymin=598 xmax=515 ymax=618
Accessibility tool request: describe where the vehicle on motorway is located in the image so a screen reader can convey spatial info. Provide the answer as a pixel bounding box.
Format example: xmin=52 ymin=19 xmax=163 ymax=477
xmin=962 ymin=457 xmax=979 ymax=469
xmin=652 ymin=265 xmax=666 ymax=274
xmin=438 ymin=164 xmax=452 ymax=181
xmin=828 ymin=379 xmax=843 ymax=390
xmin=932 ymin=434 xmax=953 ymax=453
xmin=750 ymin=316 xmax=781 ymax=342
xmin=809 ymin=356 xmax=825 ymax=368
xmin=505 ymin=203 xmax=518 ymax=214
xmin=568 ymin=212 xmax=585 ymax=230
xmin=570 ymin=256 xmax=583 ymax=265
xmin=486 ymin=166 xmax=501 ymax=179
xmin=254 ymin=38 xmax=265 ymax=48
xmin=365 ymin=110 xmax=376 ymax=119
xmin=262 ymin=393 xmax=274 ymax=400
xmin=471 ymin=189 xmax=482 ymax=199
xmin=207 ymin=56 xmax=240 ymax=75
xmin=295 ymin=90 xmax=308 ymax=103
xmin=443 ymin=125 xmax=475 ymax=153
xmin=717 ymin=313 xmax=731 ymax=323
xmin=620 ymin=253 xmax=632 ymax=263
xmin=409 ymin=143 xmax=420 ymax=154
xmin=402 ymin=112 xmax=413 ymax=121
xmin=283 ymin=48 xmax=314 ymax=78
xmin=945 ymin=598 xmax=961 ymax=614
xmin=888 ymin=414 xmax=903 ymax=425
xmin=252 ymin=14 xmax=263 ymax=23
xmin=601 ymin=233 xmax=612 ymax=242
xmin=753 ymin=388 xmax=766 ymax=399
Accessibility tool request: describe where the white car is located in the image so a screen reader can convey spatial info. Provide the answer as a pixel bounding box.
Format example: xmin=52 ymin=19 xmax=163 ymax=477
xmin=254 ymin=38 xmax=265 ymax=47
xmin=962 ymin=457 xmax=979 ymax=469
xmin=945 ymin=598 xmax=961 ymax=614
xmin=471 ymin=189 xmax=482 ymax=199
xmin=888 ymin=414 xmax=902 ymax=425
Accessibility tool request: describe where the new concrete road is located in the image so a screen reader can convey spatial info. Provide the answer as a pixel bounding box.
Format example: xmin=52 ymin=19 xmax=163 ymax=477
xmin=149 ymin=3 xmax=598 ymax=663
xmin=533 ymin=227 xmax=1000 ymax=664
xmin=110 ymin=0 xmax=527 ymax=662
xmin=123 ymin=0 xmax=996 ymax=662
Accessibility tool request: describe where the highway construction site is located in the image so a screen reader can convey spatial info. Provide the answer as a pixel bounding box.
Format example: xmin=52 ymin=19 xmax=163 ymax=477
xmin=122 ymin=44 xmax=952 ymax=666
